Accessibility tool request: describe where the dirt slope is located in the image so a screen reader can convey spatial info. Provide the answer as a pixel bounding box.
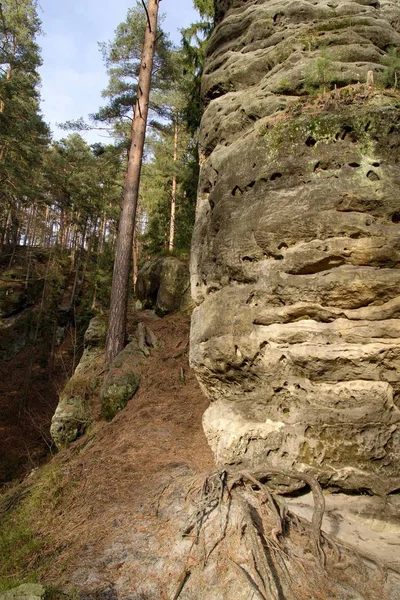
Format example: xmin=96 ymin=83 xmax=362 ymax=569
xmin=3 ymin=309 xmax=400 ymax=600
xmin=32 ymin=310 xmax=214 ymax=596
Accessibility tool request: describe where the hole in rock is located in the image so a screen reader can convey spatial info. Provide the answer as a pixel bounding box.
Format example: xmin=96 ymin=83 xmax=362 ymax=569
xmin=270 ymin=172 xmax=283 ymax=180
xmin=367 ymin=170 xmax=380 ymax=181
xmin=316 ymin=161 xmax=340 ymax=171
xmin=231 ymin=185 xmax=242 ymax=196
xmin=242 ymin=256 xmax=255 ymax=262
xmin=278 ymin=242 xmax=288 ymax=249
xmin=209 ymin=199 xmax=215 ymax=209
xmin=333 ymin=488 xmax=373 ymax=497
xmin=246 ymin=292 xmax=256 ymax=305
xmin=213 ymin=221 xmax=221 ymax=233
xmin=348 ymin=162 xmax=360 ymax=168
xmin=349 ymin=231 xmax=363 ymax=239
xmin=371 ymin=161 xmax=380 ymax=167
xmin=365 ymin=121 xmax=371 ymax=132
xmin=305 ymin=136 xmax=316 ymax=147
xmin=338 ymin=125 xmax=357 ymax=143
xmin=245 ymin=180 xmax=256 ymax=190
xmin=392 ymin=211 xmax=400 ymax=223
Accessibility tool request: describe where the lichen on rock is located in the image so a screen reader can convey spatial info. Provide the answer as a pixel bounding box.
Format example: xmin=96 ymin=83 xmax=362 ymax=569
xmin=50 ymin=315 xmax=107 ymax=449
xmin=0 ymin=584 xmax=46 ymax=600
xmin=101 ymin=340 xmax=142 ymax=421
xmin=190 ymin=0 xmax=400 ymax=494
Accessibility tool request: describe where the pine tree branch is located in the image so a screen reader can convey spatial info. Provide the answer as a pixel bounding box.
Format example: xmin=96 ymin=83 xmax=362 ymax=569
xmin=141 ymin=0 xmax=152 ymax=33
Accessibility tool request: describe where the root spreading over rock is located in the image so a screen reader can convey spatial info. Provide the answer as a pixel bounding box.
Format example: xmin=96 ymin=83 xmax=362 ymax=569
xmin=174 ymin=466 xmax=397 ymax=600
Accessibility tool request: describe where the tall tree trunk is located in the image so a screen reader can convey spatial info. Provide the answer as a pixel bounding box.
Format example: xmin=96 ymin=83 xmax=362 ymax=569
xmin=69 ymin=217 xmax=88 ymax=308
xmin=0 ymin=205 xmax=11 ymax=252
xmin=132 ymin=203 xmax=143 ymax=292
xmin=99 ymin=210 xmax=107 ymax=255
xmin=169 ymin=119 xmax=179 ymax=252
xmin=105 ymin=0 xmax=160 ymax=368
xmin=0 ymin=38 xmax=15 ymax=162
xmin=23 ymin=204 xmax=35 ymax=246
xmin=44 ymin=205 xmax=50 ymax=246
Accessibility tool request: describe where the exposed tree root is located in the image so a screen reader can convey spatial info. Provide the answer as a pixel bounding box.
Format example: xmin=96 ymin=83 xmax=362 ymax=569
xmin=173 ymin=465 xmax=392 ymax=600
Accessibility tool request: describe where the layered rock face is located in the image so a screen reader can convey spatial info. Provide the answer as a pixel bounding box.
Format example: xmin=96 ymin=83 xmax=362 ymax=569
xmin=190 ymin=0 xmax=400 ymax=493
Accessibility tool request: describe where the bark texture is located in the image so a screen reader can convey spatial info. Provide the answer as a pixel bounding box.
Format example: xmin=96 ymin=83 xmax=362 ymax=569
xmin=190 ymin=0 xmax=400 ymax=494
xmin=105 ymin=0 xmax=159 ymax=368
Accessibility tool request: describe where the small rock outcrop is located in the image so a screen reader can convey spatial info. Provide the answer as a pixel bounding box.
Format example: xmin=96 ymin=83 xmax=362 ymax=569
xmin=0 ymin=260 xmax=45 ymax=361
xmin=190 ymin=0 xmax=400 ymax=493
xmin=51 ymin=315 xmax=107 ymax=448
xmin=50 ymin=316 xmax=153 ymax=447
xmin=0 ymin=584 xmax=46 ymax=600
xmin=101 ymin=340 xmax=142 ymax=421
xmin=136 ymin=256 xmax=190 ymax=314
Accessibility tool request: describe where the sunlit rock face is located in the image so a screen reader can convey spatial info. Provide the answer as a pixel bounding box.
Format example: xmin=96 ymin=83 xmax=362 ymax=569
xmin=190 ymin=0 xmax=400 ymax=494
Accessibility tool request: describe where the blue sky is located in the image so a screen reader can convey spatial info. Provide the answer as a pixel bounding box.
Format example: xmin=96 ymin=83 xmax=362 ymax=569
xmin=38 ymin=0 xmax=199 ymax=143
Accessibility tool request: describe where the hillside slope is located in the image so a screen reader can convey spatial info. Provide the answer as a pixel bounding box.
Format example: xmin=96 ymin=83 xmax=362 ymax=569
xmin=2 ymin=309 xmax=400 ymax=600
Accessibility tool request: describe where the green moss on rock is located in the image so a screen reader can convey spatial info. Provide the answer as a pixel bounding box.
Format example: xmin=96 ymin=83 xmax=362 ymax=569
xmin=0 ymin=584 xmax=46 ymax=600
xmin=101 ymin=372 xmax=140 ymax=421
xmin=100 ymin=340 xmax=143 ymax=421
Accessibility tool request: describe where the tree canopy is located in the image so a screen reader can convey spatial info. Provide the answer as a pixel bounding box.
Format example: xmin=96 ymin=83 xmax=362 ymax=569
xmin=0 ymin=0 xmax=215 ymax=315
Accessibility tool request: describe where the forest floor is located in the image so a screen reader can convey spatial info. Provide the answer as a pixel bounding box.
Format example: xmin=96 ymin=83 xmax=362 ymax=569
xmin=2 ymin=308 xmax=400 ymax=599
xmin=0 ymin=308 xmax=214 ymax=597
xmin=0 ymin=320 xmax=76 ymax=484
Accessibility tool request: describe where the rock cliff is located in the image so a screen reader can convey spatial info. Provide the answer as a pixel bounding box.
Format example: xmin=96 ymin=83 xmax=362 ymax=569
xmin=190 ymin=0 xmax=400 ymax=493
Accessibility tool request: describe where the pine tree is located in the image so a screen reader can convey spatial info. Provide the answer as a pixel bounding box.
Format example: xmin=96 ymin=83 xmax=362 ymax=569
xmin=93 ymin=0 xmax=172 ymax=134
xmin=105 ymin=0 xmax=161 ymax=368
xmin=0 ymin=0 xmax=50 ymax=250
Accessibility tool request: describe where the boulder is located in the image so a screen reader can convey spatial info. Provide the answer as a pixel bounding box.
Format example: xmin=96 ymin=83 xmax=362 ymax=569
xmin=0 ymin=266 xmax=43 ymax=319
xmin=101 ymin=340 xmax=143 ymax=421
xmin=0 ymin=311 xmax=36 ymax=361
xmin=0 ymin=265 xmax=45 ymax=361
xmin=136 ymin=257 xmax=190 ymax=315
xmin=0 ymin=584 xmax=46 ymax=600
xmin=51 ymin=315 xmax=107 ymax=449
xmin=190 ymin=0 xmax=400 ymax=493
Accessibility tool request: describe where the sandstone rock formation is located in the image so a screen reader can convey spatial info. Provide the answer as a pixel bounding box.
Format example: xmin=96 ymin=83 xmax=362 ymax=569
xmin=51 ymin=315 xmax=107 ymax=448
xmin=190 ymin=0 xmax=400 ymax=493
xmin=0 ymin=260 xmax=44 ymax=360
xmin=0 ymin=584 xmax=46 ymax=600
xmin=136 ymin=256 xmax=190 ymax=314
xmin=51 ymin=316 xmax=152 ymax=447
xmin=101 ymin=339 xmax=142 ymax=421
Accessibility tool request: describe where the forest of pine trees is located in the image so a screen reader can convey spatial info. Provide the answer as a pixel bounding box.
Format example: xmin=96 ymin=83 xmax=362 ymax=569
xmin=0 ymin=0 xmax=213 ymax=299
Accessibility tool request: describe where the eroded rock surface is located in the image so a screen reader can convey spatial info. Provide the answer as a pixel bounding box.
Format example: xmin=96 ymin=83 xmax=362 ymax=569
xmin=136 ymin=256 xmax=190 ymax=315
xmin=51 ymin=315 xmax=107 ymax=448
xmin=190 ymin=0 xmax=400 ymax=493
xmin=0 ymin=584 xmax=46 ymax=600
